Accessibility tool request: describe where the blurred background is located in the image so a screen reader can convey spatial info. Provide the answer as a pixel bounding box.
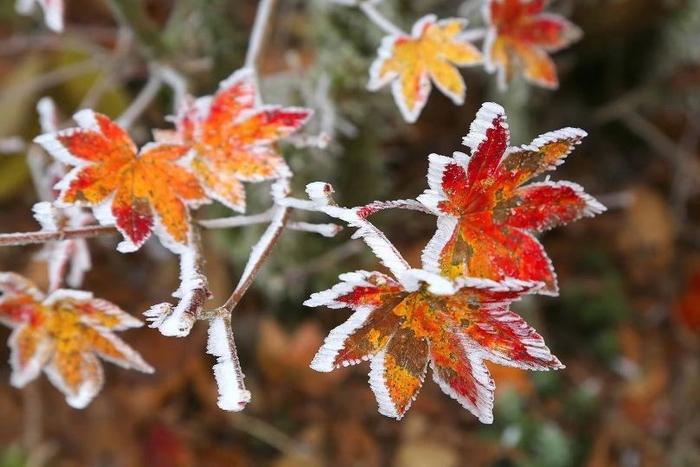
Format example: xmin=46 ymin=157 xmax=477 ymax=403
xmin=0 ymin=0 xmax=699 ymax=465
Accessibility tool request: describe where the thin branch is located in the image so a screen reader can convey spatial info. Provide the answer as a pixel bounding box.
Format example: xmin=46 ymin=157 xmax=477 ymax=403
xmin=230 ymin=412 xmax=311 ymax=456
xmin=116 ymin=71 xmax=162 ymax=128
xmin=359 ymin=2 xmax=405 ymax=36
xmin=198 ymin=209 xmax=275 ymax=229
xmin=245 ymin=0 xmax=279 ymax=69
xmin=221 ymin=203 xmax=290 ymax=313
xmin=0 ymin=213 xmax=342 ymax=247
xmin=460 ymin=28 xmax=487 ymax=42
xmin=0 ymin=225 xmax=116 ymax=247
xmin=0 ymin=210 xmax=340 ymax=247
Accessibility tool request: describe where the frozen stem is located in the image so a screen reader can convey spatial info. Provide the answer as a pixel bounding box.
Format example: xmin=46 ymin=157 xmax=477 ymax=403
xmin=359 ymin=1 xmax=405 ymax=36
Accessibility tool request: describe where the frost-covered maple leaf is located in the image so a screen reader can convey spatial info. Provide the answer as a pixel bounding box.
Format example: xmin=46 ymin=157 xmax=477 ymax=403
xmin=0 ymin=273 xmax=152 ymax=408
xmin=418 ymin=102 xmax=605 ymax=295
xmin=303 ymin=182 xmax=562 ymax=422
xmin=368 ymin=14 xmax=482 ymax=123
xmin=15 ymin=0 xmax=64 ymax=32
xmin=308 ymin=269 xmax=561 ymax=421
xmin=35 ymin=110 xmax=209 ymax=253
xmin=483 ymin=0 xmax=582 ymax=89
xmin=170 ymin=68 xmax=312 ymax=213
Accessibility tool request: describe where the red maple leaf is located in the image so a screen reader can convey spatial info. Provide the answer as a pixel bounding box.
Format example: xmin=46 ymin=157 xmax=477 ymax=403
xmin=484 ymin=0 xmax=582 ymax=89
xmin=417 ymin=102 xmax=605 ymax=295
xmin=0 ymin=273 xmax=152 ymax=408
xmin=171 ymin=68 xmax=312 ymax=212
xmin=35 ymin=111 xmax=208 ymax=253
xmin=307 ymin=269 xmax=561 ymax=421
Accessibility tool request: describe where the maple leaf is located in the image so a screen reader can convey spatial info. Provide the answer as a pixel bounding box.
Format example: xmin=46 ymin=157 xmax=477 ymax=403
xmin=0 ymin=273 xmax=153 ymax=408
xmin=307 ymin=270 xmax=561 ymax=421
xmin=170 ymin=68 xmax=312 ymax=213
xmin=302 ymin=182 xmax=562 ymax=421
xmin=417 ymin=102 xmax=605 ymax=295
xmin=15 ymin=0 xmax=64 ymax=32
xmin=34 ymin=110 xmax=209 ymax=253
xmin=483 ymin=0 xmax=582 ymax=89
xmin=368 ymin=14 xmax=482 ymax=123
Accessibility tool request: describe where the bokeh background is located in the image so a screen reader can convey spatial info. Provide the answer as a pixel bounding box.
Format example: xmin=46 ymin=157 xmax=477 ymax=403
xmin=0 ymin=0 xmax=699 ymax=465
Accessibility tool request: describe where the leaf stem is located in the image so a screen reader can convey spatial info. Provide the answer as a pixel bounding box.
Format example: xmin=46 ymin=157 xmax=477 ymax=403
xmin=358 ymin=2 xmax=405 ymax=36
xmin=116 ymin=71 xmax=162 ymax=129
xmin=221 ymin=203 xmax=290 ymax=313
xmin=245 ymin=0 xmax=279 ymax=69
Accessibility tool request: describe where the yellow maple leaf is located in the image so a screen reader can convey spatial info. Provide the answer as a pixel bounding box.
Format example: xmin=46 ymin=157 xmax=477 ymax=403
xmin=368 ymin=14 xmax=482 ymax=122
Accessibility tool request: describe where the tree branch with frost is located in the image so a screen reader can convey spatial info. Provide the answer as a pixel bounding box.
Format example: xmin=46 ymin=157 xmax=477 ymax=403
xmin=0 ymin=213 xmax=341 ymax=247
xmin=331 ymin=0 xmax=405 ymax=36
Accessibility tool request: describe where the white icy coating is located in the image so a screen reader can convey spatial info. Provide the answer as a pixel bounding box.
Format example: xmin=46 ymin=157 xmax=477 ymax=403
xmin=420 ymin=215 xmax=458 ymax=274
xmin=310 ymin=307 xmax=373 ymax=372
xmin=462 ymin=101 xmax=508 ymax=153
xmin=398 ymin=268 xmax=455 ymax=295
xmin=37 ymin=97 xmax=59 ymax=133
xmin=368 ymin=348 xmax=400 ymax=419
xmin=8 ymin=329 xmax=53 ymax=387
xmin=144 ymin=247 xmax=209 ymax=337
xmin=207 ymin=316 xmax=251 ymax=411
xmin=15 ymin=0 xmax=64 ymax=32
xmin=304 ymin=270 xmax=396 ymax=309
xmin=305 ymin=182 xmax=412 ymax=282
xmin=45 ymin=354 xmax=104 ymax=409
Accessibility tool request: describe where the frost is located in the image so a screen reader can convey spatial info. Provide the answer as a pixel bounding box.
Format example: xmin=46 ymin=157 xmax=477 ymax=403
xmin=207 ymin=316 xmax=251 ymax=411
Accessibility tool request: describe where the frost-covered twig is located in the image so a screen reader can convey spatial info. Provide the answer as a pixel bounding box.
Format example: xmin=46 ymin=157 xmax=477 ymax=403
xmin=0 ymin=210 xmax=341 ymax=247
xmin=358 ymin=2 xmax=405 ymax=36
xmin=0 ymin=225 xmax=116 ymax=247
xmin=245 ymin=0 xmax=278 ymax=69
xmin=144 ymin=226 xmax=211 ymax=337
xmin=221 ymin=181 xmax=291 ymax=314
xmin=116 ymin=71 xmax=162 ymax=129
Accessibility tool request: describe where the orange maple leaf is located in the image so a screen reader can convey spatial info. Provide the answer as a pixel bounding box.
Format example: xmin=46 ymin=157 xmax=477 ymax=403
xmin=368 ymin=14 xmax=482 ymax=123
xmin=483 ymin=0 xmax=582 ymax=89
xmin=418 ymin=102 xmax=605 ymax=294
xmin=35 ymin=111 xmax=208 ymax=253
xmin=171 ymin=68 xmax=312 ymax=212
xmin=307 ymin=270 xmax=561 ymax=421
xmin=0 ymin=273 xmax=152 ymax=408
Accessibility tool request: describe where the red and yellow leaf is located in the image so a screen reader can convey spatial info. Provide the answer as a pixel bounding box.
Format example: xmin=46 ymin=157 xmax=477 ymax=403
xmin=368 ymin=14 xmax=482 ymax=122
xmin=0 ymin=273 xmax=152 ymax=408
xmin=418 ymin=102 xmax=605 ymax=295
xmin=308 ymin=269 xmax=558 ymax=422
xmin=484 ymin=0 xmax=582 ymax=89
xmin=35 ymin=111 xmax=208 ymax=253
xmin=173 ymin=68 xmax=311 ymax=212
